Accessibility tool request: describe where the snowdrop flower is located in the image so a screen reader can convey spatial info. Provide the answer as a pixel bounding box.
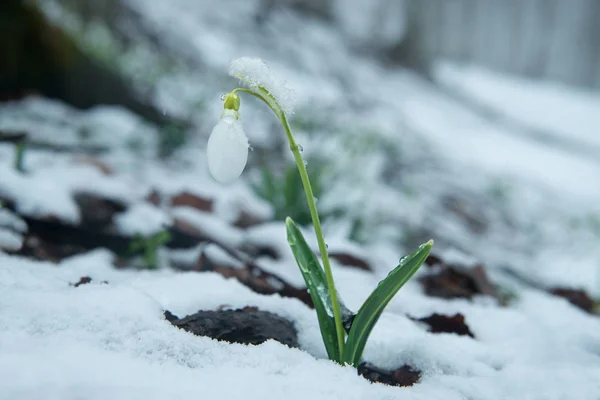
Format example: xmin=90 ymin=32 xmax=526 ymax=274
xmin=206 ymin=93 xmax=249 ymax=184
xmin=206 ymin=56 xmax=433 ymax=366
xmin=207 ymin=58 xmax=297 ymax=184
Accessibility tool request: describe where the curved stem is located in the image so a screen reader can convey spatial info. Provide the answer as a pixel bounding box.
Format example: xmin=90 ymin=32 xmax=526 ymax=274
xmin=234 ymin=87 xmax=346 ymax=358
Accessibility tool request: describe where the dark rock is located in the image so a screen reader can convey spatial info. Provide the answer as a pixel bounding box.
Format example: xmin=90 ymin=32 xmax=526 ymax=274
xmin=169 ymin=308 xmax=298 ymax=348
xmin=357 ymin=362 xmax=420 ymax=387
xmin=413 ymin=313 xmax=475 ymax=338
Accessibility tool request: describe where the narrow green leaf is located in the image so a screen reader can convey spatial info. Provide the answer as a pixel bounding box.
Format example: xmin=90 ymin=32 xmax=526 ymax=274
xmin=343 ymin=240 xmax=433 ymax=366
xmin=286 ymin=217 xmax=354 ymax=361
xmin=286 ymin=217 xmax=338 ymax=360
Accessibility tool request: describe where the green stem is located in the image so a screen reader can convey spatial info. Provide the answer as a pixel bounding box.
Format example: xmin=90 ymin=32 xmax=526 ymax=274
xmin=15 ymin=142 xmax=25 ymax=173
xmin=233 ymin=87 xmax=346 ymax=358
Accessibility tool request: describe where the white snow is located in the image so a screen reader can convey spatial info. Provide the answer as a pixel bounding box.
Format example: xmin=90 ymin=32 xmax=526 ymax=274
xmin=170 ymin=206 xmax=245 ymax=247
xmin=2 ymin=244 xmax=599 ymax=399
xmin=0 ymin=229 xmax=23 ymax=251
xmin=115 ymin=203 xmax=172 ymax=236
xmin=332 ymin=0 xmax=408 ymax=47
xmin=433 ymin=61 xmax=600 ymax=153
xmin=0 ymin=97 xmax=158 ymax=152
xmin=0 ymin=208 xmax=27 ymax=233
xmin=0 ymin=163 xmax=80 ymax=223
xmin=2 ymin=1 xmax=600 ymax=398
xmin=229 ymin=57 xmax=297 ymax=115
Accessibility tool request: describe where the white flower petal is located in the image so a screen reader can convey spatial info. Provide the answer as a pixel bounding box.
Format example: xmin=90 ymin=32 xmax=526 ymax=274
xmin=207 ymin=114 xmax=249 ymax=184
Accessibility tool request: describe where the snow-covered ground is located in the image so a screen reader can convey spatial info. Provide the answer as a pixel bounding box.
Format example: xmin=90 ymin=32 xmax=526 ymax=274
xmin=2 ymin=1 xmax=600 ymax=399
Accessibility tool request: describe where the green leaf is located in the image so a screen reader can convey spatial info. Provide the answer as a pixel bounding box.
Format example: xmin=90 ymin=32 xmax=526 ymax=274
xmin=286 ymin=217 xmax=353 ymax=361
xmin=343 ymin=240 xmax=433 ymax=366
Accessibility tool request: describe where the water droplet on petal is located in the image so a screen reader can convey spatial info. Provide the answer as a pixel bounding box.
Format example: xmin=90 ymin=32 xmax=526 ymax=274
xmin=220 ymin=93 xmax=226 ymax=101
xmin=249 ymin=145 xmax=254 ymax=152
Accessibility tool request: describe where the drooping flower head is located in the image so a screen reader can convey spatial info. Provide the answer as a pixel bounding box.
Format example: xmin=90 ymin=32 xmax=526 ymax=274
xmin=206 ymin=94 xmax=248 ymax=184
xmin=207 ymin=57 xmax=296 ymax=184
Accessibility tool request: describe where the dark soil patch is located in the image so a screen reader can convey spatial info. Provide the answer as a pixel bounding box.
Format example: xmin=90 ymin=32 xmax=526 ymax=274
xmin=73 ymin=192 xmax=127 ymax=230
xmin=166 ymin=308 xmax=419 ymax=388
xmin=195 ymin=249 xmax=313 ymax=308
xmin=412 ymin=313 xmax=475 ymax=338
xmin=69 ymin=276 xmax=108 ymax=287
xmin=550 ymin=288 xmax=596 ymax=314
xmin=19 ymin=233 xmax=87 ymax=262
xmin=328 ymin=252 xmax=372 ymax=271
xmin=233 ymin=209 xmax=266 ymax=229
xmin=420 ymin=263 xmax=498 ymax=301
xmin=70 ymin=276 xmax=92 ymax=287
xmin=358 ymin=363 xmax=421 ymax=387
xmin=166 ymin=307 xmax=298 ymax=348
xmin=170 ymin=192 xmax=213 ymax=212
xmin=238 ymin=243 xmax=280 ymax=260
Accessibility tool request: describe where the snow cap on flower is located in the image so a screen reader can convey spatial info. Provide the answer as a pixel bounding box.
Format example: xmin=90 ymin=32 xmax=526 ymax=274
xmin=228 ymin=57 xmax=296 ymax=115
xmin=207 ymin=109 xmax=249 ymax=184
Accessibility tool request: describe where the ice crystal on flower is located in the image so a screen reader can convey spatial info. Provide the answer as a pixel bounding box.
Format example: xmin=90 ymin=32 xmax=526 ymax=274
xmin=228 ymin=57 xmax=296 ymax=115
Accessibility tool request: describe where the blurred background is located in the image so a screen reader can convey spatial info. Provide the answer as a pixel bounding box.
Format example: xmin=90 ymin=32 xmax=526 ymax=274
xmin=1 ymin=0 xmax=599 ymax=297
